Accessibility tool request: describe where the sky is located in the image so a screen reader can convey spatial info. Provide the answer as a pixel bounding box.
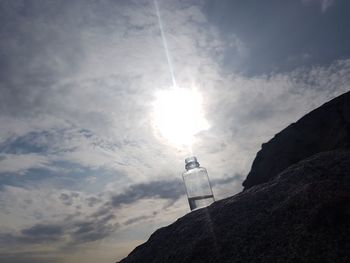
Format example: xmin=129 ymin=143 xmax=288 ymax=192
xmin=0 ymin=0 xmax=349 ymax=262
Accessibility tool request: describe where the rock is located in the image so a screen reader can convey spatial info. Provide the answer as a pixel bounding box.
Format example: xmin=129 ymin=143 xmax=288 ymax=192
xmin=118 ymin=150 xmax=350 ymax=263
xmin=243 ymin=91 xmax=350 ymax=189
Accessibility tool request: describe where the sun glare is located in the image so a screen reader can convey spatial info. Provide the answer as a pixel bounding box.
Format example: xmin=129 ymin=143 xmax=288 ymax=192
xmin=152 ymin=87 xmax=209 ymax=147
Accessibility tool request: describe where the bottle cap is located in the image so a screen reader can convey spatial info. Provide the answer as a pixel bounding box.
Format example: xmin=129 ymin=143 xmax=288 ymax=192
xmin=185 ymin=156 xmax=200 ymax=170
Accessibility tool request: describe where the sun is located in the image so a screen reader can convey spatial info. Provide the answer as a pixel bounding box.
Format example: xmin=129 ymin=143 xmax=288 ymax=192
xmin=152 ymin=87 xmax=209 ymax=147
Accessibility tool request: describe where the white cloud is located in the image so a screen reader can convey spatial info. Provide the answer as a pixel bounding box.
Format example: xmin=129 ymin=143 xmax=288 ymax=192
xmin=0 ymin=153 xmax=50 ymax=174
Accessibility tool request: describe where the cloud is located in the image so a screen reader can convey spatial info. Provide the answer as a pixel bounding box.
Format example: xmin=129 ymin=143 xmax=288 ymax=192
xmin=0 ymin=185 xmax=115 ymax=234
xmin=70 ymin=214 xmax=118 ymax=243
xmin=207 ymin=0 xmax=349 ymax=75
xmin=20 ymin=224 xmax=64 ymax=242
xmin=59 ymin=192 xmax=79 ymax=206
xmin=302 ymin=0 xmax=336 ymax=12
xmin=123 ymin=215 xmax=153 ymax=226
xmin=111 ymin=179 xmax=186 ymax=208
xmin=0 ymin=215 xmax=118 ymax=251
xmin=0 ymin=224 xmax=64 ymax=247
xmin=0 ymin=131 xmax=51 ymax=154
xmin=0 ymin=252 xmax=59 ymax=263
xmin=86 ymin=196 xmax=102 ymax=207
xmin=211 ymin=174 xmax=242 ymax=186
xmin=0 ymin=153 xmax=50 ymax=174
xmin=0 ymin=190 xmax=118 ymax=249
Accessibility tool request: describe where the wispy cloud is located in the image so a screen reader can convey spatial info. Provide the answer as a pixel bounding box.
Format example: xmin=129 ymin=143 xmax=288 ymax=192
xmin=111 ymin=179 xmax=185 ymax=208
xmin=20 ymin=224 xmax=64 ymax=243
xmin=302 ymin=0 xmax=336 ymax=12
xmin=0 ymin=153 xmax=50 ymax=174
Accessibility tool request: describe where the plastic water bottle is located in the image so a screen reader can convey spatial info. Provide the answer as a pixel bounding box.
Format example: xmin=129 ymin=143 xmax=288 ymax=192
xmin=182 ymin=156 xmax=215 ymax=210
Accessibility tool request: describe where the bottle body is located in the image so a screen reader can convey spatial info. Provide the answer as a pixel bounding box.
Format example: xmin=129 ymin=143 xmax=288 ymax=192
xmin=182 ymin=166 xmax=214 ymax=210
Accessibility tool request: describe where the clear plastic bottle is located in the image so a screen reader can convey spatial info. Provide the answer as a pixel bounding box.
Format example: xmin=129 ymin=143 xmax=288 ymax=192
xmin=182 ymin=156 xmax=215 ymax=210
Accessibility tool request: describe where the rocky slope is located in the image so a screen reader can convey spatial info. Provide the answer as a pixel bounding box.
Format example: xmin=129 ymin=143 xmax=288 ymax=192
xmin=118 ymin=92 xmax=350 ymax=263
xmin=119 ymin=150 xmax=350 ymax=263
xmin=243 ymin=91 xmax=350 ymax=189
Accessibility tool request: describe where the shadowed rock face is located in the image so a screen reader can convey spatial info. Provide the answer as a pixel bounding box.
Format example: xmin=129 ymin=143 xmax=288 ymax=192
xmin=243 ymin=91 xmax=350 ymax=189
xmin=119 ymin=150 xmax=350 ymax=263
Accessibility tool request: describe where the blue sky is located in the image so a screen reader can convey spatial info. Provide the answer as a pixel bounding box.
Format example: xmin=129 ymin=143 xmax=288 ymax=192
xmin=0 ymin=0 xmax=349 ymax=262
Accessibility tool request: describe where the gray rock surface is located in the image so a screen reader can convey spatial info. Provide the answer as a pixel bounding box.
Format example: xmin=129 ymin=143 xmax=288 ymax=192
xmin=119 ymin=150 xmax=350 ymax=263
xmin=243 ymin=91 xmax=350 ymax=189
